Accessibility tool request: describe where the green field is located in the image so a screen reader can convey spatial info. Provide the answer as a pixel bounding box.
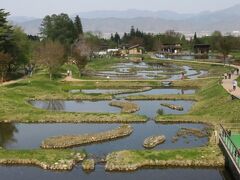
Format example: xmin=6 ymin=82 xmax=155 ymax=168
xmin=231 ymin=134 xmax=240 ymax=148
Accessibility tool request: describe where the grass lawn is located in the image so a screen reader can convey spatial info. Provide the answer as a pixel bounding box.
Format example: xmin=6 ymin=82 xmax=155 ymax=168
xmin=230 ymin=134 xmax=240 ymax=148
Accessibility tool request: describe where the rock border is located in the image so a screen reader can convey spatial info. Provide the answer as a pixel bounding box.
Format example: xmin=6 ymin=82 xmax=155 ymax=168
xmin=41 ymin=125 xmax=133 ymax=149
xmin=161 ymin=103 xmax=184 ymax=111
xmin=0 ymin=152 xmax=85 ymax=171
xmin=143 ymin=135 xmax=166 ymax=149
xmin=82 ymin=159 xmax=95 ymax=171
xmin=109 ymin=101 xmax=140 ymax=113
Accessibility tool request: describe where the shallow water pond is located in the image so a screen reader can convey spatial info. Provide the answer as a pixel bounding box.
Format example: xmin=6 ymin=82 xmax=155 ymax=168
xmin=93 ymin=62 xmax=207 ymax=80
xmin=1 ymin=122 xmax=208 ymax=156
xmin=0 ymin=166 xmax=230 ymax=180
xmin=29 ymin=100 xmax=194 ymax=118
xmin=115 ymin=88 xmax=196 ymax=98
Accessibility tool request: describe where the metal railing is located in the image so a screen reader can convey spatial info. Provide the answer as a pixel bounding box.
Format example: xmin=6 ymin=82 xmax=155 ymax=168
xmin=219 ymin=124 xmax=240 ymax=170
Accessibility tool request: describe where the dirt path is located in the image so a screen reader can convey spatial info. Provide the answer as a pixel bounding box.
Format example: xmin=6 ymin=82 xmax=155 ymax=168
xmin=221 ymin=65 xmax=240 ymax=99
xmin=0 ymin=77 xmax=26 ymax=87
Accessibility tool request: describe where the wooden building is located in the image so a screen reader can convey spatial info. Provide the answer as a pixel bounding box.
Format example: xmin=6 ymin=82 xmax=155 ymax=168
xmin=161 ymin=44 xmax=182 ymax=54
xmin=128 ymin=44 xmax=144 ymax=55
xmin=194 ymin=44 xmax=210 ymax=54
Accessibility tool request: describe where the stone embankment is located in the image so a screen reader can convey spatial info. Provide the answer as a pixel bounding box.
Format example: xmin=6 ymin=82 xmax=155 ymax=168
xmin=143 ymin=135 xmax=166 ymax=149
xmin=42 ymin=125 xmax=133 ymax=149
xmin=0 ymin=153 xmax=85 ymax=171
xmin=109 ymin=101 xmax=140 ymax=113
xmin=160 ymin=103 xmax=184 ymax=111
xmin=105 ymin=150 xmax=224 ymax=172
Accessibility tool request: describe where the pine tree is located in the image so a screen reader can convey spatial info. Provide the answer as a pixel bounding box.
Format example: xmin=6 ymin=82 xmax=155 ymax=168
xmin=0 ymin=9 xmax=13 ymax=52
xmin=74 ymin=15 xmax=83 ymax=36
xmin=114 ymin=32 xmax=120 ymax=44
xmin=130 ymin=26 xmax=135 ymax=37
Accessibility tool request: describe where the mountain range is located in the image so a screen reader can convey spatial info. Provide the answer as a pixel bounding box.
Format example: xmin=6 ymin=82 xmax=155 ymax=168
xmin=8 ymin=4 xmax=240 ymax=36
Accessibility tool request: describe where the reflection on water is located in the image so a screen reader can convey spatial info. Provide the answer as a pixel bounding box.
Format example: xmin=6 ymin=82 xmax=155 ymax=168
xmin=0 ymin=166 xmax=230 ymax=180
xmin=1 ymin=122 xmax=208 ymax=156
xmin=30 ymin=100 xmax=65 ymax=111
xmin=29 ymin=100 xmax=194 ymax=118
xmin=115 ymin=88 xmax=196 ymax=99
xmin=70 ymin=88 xmax=196 ymax=96
xmin=0 ymin=123 xmax=18 ymax=147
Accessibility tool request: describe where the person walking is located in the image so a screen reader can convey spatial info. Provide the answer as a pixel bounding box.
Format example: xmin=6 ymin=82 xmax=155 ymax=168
xmin=181 ymin=72 xmax=185 ymax=80
xmin=228 ymin=72 xmax=232 ymax=79
xmin=237 ymin=68 xmax=239 ymax=75
xmin=233 ymin=80 xmax=238 ymax=91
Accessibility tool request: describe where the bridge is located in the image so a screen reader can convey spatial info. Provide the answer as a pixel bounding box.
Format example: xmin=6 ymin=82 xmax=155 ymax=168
xmin=219 ymin=124 xmax=240 ymax=180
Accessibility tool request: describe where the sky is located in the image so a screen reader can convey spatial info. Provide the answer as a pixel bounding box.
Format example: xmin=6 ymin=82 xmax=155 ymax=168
xmin=1 ymin=0 xmax=240 ymax=18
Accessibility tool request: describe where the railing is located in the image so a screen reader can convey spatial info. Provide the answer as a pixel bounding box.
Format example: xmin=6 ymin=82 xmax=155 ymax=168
xmin=219 ymin=124 xmax=240 ymax=170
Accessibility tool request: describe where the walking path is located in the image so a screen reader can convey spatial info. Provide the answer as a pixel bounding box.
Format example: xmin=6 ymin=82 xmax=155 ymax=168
xmin=221 ymin=64 xmax=240 ymax=99
xmin=0 ymin=77 xmax=26 ymax=87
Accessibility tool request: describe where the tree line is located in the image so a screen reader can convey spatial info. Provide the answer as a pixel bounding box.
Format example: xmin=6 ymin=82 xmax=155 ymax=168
xmin=1 ymin=9 xmax=240 ymax=81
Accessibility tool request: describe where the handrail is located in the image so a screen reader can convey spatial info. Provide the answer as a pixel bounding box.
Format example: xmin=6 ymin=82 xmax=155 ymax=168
xmin=219 ymin=124 xmax=240 ymax=170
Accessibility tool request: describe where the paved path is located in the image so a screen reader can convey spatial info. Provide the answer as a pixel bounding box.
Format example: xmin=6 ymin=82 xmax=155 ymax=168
xmin=221 ymin=65 xmax=240 ymax=99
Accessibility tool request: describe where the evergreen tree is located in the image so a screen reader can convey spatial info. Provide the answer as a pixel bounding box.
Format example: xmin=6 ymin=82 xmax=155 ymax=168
xmin=130 ymin=26 xmax=135 ymax=36
xmin=114 ymin=32 xmax=120 ymax=45
xmin=0 ymin=9 xmax=13 ymax=53
xmin=40 ymin=13 xmax=77 ymax=46
xmin=74 ymin=15 xmax=83 ymax=36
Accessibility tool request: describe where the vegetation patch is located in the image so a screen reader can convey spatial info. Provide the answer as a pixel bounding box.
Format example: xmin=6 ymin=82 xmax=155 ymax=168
xmin=126 ymin=94 xmax=197 ymax=101
xmin=105 ymin=147 xmax=224 ymax=171
xmin=109 ymin=101 xmax=140 ymax=113
xmin=0 ymin=149 xmax=85 ymax=171
xmin=82 ymin=159 xmax=95 ymax=171
xmin=143 ymin=135 xmax=166 ymax=149
xmin=41 ymin=125 xmax=133 ymax=149
xmin=172 ymin=128 xmax=208 ymax=143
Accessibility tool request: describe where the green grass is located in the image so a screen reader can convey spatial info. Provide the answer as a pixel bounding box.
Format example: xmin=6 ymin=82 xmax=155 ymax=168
xmin=230 ymin=134 xmax=240 ymax=148
xmin=0 ymin=74 xmax=147 ymax=123
xmin=86 ymin=57 xmax=126 ymax=71
xmin=157 ymin=78 xmax=240 ymax=123
xmin=145 ymin=58 xmax=235 ymax=77
xmin=106 ymin=146 xmax=224 ymax=170
xmin=0 ymin=148 xmax=85 ymax=165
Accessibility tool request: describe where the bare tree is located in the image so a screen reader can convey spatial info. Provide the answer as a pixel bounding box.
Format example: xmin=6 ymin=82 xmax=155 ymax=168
xmin=72 ymin=37 xmax=91 ymax=77
xmin=0 ymin=52 xmax=12 ymax=82
xmin=34 ymin=40 xmax=65 ymax=80
xmin=153 ymin=39 xmax=163 ymax=52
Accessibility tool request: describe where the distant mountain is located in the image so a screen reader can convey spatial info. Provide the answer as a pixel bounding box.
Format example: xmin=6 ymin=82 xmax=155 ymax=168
xmin=74 ymin=9 xmax=193 ymax=20
xmin=11 ymin=4 xmax=240 ymax=36
xmin=8 ymin=16 xmax=38 ymax=23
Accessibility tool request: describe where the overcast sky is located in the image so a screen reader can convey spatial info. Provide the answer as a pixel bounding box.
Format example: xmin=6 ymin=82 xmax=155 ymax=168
xmin=1 ymin=0 xmax=240 ymax=17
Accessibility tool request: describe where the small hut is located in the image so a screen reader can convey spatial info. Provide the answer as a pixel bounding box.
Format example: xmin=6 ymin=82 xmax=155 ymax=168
xmin=194 ymin=44 xmax=210 ymax=54
xmin=161 ymin=44 xmax=182 ymax=54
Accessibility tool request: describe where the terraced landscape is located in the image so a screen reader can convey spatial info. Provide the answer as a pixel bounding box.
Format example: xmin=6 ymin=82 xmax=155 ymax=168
xmin=0 ymin=57 xmax=238 ymax=179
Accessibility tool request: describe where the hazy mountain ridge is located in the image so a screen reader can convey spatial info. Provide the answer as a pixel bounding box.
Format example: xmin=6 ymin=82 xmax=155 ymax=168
xmin=9 ymin=4 xmax=240 ymax=35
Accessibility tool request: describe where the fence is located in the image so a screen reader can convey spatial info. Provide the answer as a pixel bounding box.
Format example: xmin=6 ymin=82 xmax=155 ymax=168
xmin=219 ymin=124 xmax=240 ymax=169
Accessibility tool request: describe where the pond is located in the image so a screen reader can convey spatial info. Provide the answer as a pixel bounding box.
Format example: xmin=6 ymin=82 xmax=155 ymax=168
xmin=93 ymin=62 xmax=207 ymax=80
xmin=166 ymin=66 xmax=207 ymax=81
xmin=114 ymin=88 xmax=196 ymax=98
xmin=0 ymin=122 xmax=208 ymax=156
xmin=29 ymin=100 xmax=194 ymax=118
xmin=69 ymin=88 xmax=196 ymax=97
xmin=0 ymin=166 xmax=230 ymax=180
